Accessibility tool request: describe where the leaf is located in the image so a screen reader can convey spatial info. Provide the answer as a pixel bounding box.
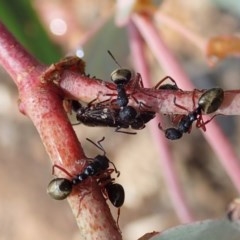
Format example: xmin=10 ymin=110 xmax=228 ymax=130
xmin=0 ymin=0 xmax=62 ymax=63
xmin=206 ymin=35 xmax=240 ymax=66
xmin=149 ymin=218 xmax=240 ymax=240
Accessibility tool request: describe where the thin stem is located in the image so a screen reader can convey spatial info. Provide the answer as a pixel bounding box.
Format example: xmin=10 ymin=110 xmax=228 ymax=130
xmin=132 ymin=14 xmax=240 ymax=193
xmin=155 ymin=11 xmax=206 ymax=53
xmin=128 ymin=20 xmax=194 ymax=222
xmin=0 ymin=22 xmax=121 ymax=239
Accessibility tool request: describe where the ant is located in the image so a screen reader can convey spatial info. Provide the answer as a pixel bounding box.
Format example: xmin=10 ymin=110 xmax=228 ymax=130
xmin=47 ymin=137 xmax=125 ymax=222
xmin=154 ymin=76 xmax=180 ymax=90
xmin=159 ymin=88 xmax=224 ymax=140
xmin=198 ymin=87 xmax=224 ymax=114
xmin=71 ymin=100 xmax=155 ymax=134
xmin=106 ymin=51 xmax=148 ymax=124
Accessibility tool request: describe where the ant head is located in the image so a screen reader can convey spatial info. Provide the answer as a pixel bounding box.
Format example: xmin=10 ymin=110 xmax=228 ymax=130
xmin=111 ymin=68 xmax=132 ymax=85
xmin=72 ymin=100 xmax=83 ymax=113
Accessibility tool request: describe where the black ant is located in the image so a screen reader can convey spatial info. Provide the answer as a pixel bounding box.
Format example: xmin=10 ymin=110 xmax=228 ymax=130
xmin=71 ymin=100 xmax=155 ymax=134
xmin=159 ymin=88 xmax=224 ymax=140
xmin=106 ymin=51 xmax=148 ymax=125
xmin=47 ymin=137 xmax=125 ymax=222
xmin=198 ymin=87 xmax=224 ymax=114
xmin=154 ymin=76 xmax=180 ymax=90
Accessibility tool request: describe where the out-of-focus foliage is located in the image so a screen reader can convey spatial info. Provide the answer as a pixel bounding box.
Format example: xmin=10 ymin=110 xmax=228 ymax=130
xmin=0 ymin=0 xmax=62 ymax=64
xmin=83 ymin=17 xmax=129 ymax=80
xmin=150 ymin=219 xmax=240 ymax=240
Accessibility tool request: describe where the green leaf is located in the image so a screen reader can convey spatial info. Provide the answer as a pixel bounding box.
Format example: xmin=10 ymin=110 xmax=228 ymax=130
xmin=150 ymin=218 xmax=240 ymax=240
xmin=0 ymin=0 xmax=62 ymax=63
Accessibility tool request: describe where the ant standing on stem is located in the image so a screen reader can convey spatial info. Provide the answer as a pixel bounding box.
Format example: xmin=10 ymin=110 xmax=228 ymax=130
xmin=47 ymin=137 xmax=125 ymax=223
xmin=70 ymin=51 xmax=156 ymax=134
xmin=71 ymin=100 xmax=155 ymax=134
xmin=159 ymin=88 xmax=224 ymax=140
xmin=106 ymin=51 xmax=151 ymax=124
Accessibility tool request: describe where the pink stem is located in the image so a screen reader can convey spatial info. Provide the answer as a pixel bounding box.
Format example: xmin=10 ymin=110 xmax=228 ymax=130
xmin=155 ymin=12 xmax=206 ymax=53
xmin=132 ymin=14 xmax=240 ymax=193
xmin=0 ymin=22 xmax=122 ymax=239
xmin=128 ymin=20 xmax=194 ymax=222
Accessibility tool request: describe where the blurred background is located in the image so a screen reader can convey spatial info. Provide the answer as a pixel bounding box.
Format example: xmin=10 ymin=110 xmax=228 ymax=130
xmin=0 ymin=0 xmax=240 ymax=239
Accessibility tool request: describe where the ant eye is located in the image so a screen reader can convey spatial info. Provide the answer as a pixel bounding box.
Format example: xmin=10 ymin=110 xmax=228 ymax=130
xmin=198 ymin=88 xmax=224 ymax=114
xmin=47 ymin=178 xmax=72 ymax=200
xmin=111 ymin=69 xmax=132 ymax=84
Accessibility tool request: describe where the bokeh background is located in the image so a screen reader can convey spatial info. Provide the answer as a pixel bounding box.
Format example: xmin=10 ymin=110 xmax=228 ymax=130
xmin=0 ymin=0 xmax=240 ymax=239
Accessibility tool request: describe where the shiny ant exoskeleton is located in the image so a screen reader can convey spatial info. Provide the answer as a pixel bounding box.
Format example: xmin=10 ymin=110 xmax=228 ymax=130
xmin=198 ymin=87 xmax=224 ymax=114
xmin=71 ymin=99 xmax=155 ymax=134
xmin=154 ymin=76 xmax=180 ymax=90
xmin=106 ymin=51 xmax=147 ymax=125
xmin=47 ymin=137 xmax=124 ymax=221
xmin=159 ymin=87 xmax=224 ymax=140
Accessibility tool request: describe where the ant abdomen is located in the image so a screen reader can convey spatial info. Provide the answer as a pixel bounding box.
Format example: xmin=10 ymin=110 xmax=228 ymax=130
xmin=105 ymin=183 xmax=125 ymax=208
xmin=47 ymin=178 xmax=72 ymax=200
xmin=198 ymin=88 xmax=224 ymax=114
xmin=119 ymin=106 xmax=138 ymax=122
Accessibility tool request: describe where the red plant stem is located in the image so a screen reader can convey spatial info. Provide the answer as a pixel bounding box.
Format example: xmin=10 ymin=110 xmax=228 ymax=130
xmin=59 ymin=72 xmax=240 ymax=115
xmin=0 ymin=22 xmax=121 ymax=239
xmin=132 ymin=14 xmax=240 ymax=193
xmin=128 ymin=20 xmax=194 ymax=222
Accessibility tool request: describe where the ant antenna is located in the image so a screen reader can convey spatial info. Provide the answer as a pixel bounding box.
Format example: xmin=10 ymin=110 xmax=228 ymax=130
xmin=109 ymin=160 xmax=120 ymax=177
xmin=107 ymin=50 xmax=121 ymax=68
xmin=86 ymin=137 xmax=106 ymax=155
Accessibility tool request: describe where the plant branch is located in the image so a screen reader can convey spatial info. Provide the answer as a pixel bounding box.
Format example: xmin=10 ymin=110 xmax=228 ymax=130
xmin=0 ymin=22 xmax=121 ymax=239
xmin=128 ymin=19 xmax=194 ymax=222
xmin=131 ymin=13 xmax=240 ymax=194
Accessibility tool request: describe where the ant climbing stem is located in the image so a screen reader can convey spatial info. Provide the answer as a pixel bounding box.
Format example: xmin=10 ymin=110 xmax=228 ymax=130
xmin=71 ymin=99 xmax=155 ymax=134
xmin=159 ymin=87 xmax=224 ymax=140
xmin=154 ymin=75 xmax=180 ymax=90
xmin=47 ymin=137 xmax=125 ymax=224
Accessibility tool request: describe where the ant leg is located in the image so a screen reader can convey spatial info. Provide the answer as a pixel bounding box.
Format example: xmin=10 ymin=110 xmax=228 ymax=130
xmin=173 ymin=97 xmax=189 ymax=112
xmin=197 ymin=114 xmax=221 ymax=130
xmin=106 ymin=164 xmax=120 ymax=177
xmin=86 ymin=137 xmax=106 ymax=155
xmin=138 ymin=101 xmax=152 ymax=110
xmin=135 ymin=73 xmax=144 ymax=88
xmin=52 ymin=164 xmax=73 ymax=178
xmin=128 ymin=72 xmax=144 ymax=89
xmin=195 ymin=114 xmax=206 ymax=132
xmin=72 ymin=121 xmax=81 ymax=126
xmin=154 ymin=76 xmax=178 ymax=89
xmin=116 ymin=208 xmax=121 ymax=230
xmin=115 ymin=126 xmax=137 ymax=135
xmin=76 ymin=187 xmax=92 ymax=216
xmin=158 ymin=122 xmax=165 ymax=131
